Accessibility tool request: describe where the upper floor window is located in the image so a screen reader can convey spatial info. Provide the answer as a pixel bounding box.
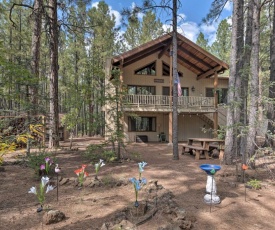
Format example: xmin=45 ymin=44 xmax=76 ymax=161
xmin=135 ymin=62 xmax=156 ymax=75
xmin=206 ymin=88 xmax=228 ymax=104
xmin=128 ymin=85 xmax=156 ymax=95
xmin=163 ymin=87 xmax=189 ymax=96
xmin=162 ymin=62 xmax=183 ymax=77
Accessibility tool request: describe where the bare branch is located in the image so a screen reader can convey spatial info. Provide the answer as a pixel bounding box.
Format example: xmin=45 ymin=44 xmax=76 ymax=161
xmin=9 ymin=3 xmax=34 ymax=27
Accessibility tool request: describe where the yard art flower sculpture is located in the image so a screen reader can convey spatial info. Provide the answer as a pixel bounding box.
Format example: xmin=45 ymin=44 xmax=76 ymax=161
xmin=94 ymin=159 xmax=105 ymax=180
xmin=138 ymin=161 xmax=147 ymax=180
xmin=129 ymin=161 xmax=147 ymax=207
xmin=74 ymin=164 xmax=89 ymax=187
xmin=40 ymin=157 xmax=53 ymax=175
xmin=28 ymin=176 xmax=54 ymax=212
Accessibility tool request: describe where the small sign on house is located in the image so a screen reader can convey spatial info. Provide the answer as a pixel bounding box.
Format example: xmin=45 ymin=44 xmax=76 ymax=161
xmin=154 ymin=79 xmax=164 ymax=83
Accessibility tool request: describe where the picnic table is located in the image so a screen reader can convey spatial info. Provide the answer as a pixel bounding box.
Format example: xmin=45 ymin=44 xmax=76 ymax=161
xmin=181 ymin=138 xmax=225 ymax=160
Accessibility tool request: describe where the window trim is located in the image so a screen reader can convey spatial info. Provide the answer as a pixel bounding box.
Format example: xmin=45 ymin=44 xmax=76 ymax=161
xmin=162 ymin=61 xmax=183 ymax=77
xmin=134 ymin=61 xmax=157 ymax=76
xmin=128 ymin=116 xmax=157 ymax=132
xmin=128 ymin=85 xmax=156 ymax=95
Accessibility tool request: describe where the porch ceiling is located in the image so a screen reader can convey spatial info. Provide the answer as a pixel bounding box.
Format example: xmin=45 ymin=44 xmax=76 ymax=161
xmin=112 ymin=32 xmax=229 ymax=80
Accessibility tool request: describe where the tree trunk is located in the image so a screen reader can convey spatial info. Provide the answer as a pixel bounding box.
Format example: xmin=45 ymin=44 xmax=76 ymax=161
xmin=240 ymin=0 xmax=253 ymax=180
xmin=246 ymin=0 xmax=260 ymax=157
xmin=48 ymin=0 xmax=59 ymax=148
xmin=30 ymin=0 xmax=43 ymax=114
xmin=224 ymin=0 xmax=244 ymax=164
xmin=172 ymin=0 xmax=179 ymax=160
xmin=266 ymin=0 xmax=275 ymax=147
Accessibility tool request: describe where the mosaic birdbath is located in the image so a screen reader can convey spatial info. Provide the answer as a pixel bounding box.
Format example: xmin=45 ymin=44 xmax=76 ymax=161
xmin=200 ymin=164 xmax=221 ymax=205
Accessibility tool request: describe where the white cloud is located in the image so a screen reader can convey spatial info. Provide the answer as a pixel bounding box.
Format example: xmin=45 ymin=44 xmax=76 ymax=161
xmin=178 ymin=13 xmax=186 ymax=22
xmin=178 ymin=21 xmax=200 ymax=42
xmin=175 ymin=19 xmax=221 ymax=45
xmin=224 ymin=1 xmax=232 ymax=11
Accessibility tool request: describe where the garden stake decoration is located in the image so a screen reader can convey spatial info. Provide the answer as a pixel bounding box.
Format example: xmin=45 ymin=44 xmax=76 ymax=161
xmin=40 ymin=157 xmax=53 ymax=175
xmin=138 ymin=161 xmax=147 ymax=180
xmin=74 ymin=164 xmax=89 ymax=187
xmin=242 ymin=164 xmax=248 ymax=201
xmin=28 ymin=176 xmax=54 ymax=212
xmin=94 ymin=159 xmax=105 ymax=180
xmin=129 ymin=161 xmax=147 ymax=207
xmin=55 ymin=164 xmax=61 ymax=201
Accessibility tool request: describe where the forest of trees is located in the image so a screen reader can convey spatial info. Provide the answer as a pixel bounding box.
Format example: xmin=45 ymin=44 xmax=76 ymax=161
xmin=0 ymin=1 xmax=167 ymax=150
xmin=0 ymin=0 xmax=274 ymax=166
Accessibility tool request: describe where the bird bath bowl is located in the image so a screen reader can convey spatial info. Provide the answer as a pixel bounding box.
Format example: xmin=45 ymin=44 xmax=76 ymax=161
xmin=200 ymin=164 xmax=221 ymax=175
xmin=200 ymin=164 xmax=221 ymax=205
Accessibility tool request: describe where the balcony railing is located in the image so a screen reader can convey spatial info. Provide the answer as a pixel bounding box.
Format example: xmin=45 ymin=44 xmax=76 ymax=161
xmin=123 ymin=95 xmax=215 ymax=109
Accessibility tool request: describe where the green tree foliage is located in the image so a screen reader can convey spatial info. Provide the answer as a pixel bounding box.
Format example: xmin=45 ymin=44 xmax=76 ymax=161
xmin=123 ymin=15 xmax=141 ymax=50
xmin=139 ymin=10 xmax=164 ymax=44
xmin=210 ymin=19 xmax=231 ymax=63
xmin=196 ymin=32 xmax=210 ymax=51
xmin=123 ymin=10 xmax=165 ymax=50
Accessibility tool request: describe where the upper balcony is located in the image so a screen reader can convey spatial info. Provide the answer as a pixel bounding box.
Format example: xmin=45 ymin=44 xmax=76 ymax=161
xmin=123 ymin=95 xmax=216 ymax=113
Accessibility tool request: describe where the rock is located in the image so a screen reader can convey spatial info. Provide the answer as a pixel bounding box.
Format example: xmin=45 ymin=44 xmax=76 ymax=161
xmin=174 ymin=207 xmax=186 ymax=220
xmin=111 ymin=220 xmax=136 ymax=230
xmin=43 ymin=210 xmax=65 ymax=225
xmin=59 ymin=178 xmax=69 ymax=186
xmin=89 ymin=179 xmax=102 ymax=187
xmin=83 ymin=178 xmax=93 ymax=187
xmin=131 ymin=201 xmax=147 ymax=216
xmin=0 ymin=166 xmax=5 ymax=172
xmin=179 ymin=220 xmax=192 ymax=230
xmin=158 ymin=224 xmax=181 ymax=230
xmin=146 ymin=180 xmax=163 ymax=193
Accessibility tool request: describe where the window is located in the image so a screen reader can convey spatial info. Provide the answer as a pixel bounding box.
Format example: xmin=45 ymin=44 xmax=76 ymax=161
xmin=162 ymin=87 xmax=189 ymax=96
xmin=128 ymin=117 xmax=156 ymax=132
xmin=135 ymin=62 xmax=156 ymax=75
xmin=206 ymin=88 xmax=228 ymax=104
xmin=128 ymin=86 xmax=155 ymax=95
xmin=162 ymin=62 xmax=183 ymax=77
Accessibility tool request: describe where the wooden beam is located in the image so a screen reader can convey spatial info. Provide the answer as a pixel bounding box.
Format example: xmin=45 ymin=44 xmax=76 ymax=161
xmin=178 ymin=46 xmax=213 ymax=69
xmin=158 ymin=38 xmax=172 ymax=59
xmin=196 ymin=66 xmax=222 ymax=80
xmin=177 ymin=55 xmax=205 ymax=72
xmin=213 ymin=70 xmax=218 ymax=138
xmin=122 ymin=45 xmax=164 ymax=67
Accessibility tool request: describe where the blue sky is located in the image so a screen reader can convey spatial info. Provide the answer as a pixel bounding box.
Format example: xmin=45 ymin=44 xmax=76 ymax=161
xmin=92 ymin=0 xmax=232 ymax=44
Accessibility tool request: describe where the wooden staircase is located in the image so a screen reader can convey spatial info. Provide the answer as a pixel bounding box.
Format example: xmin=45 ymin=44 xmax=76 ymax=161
xmin=198 ymin=106 xmax=227 ymax=128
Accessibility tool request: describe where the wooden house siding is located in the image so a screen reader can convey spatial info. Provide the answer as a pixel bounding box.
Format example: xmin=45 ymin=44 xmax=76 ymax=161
xmin=105 ymin=33 xmax=229 ymax=142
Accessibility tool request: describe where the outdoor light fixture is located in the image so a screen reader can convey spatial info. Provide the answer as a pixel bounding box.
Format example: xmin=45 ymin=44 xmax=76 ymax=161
xmin=191 ymin=86 xmax=195 ymax=92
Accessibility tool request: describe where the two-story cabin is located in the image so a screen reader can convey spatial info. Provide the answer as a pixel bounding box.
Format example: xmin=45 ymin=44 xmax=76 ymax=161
xmin=105 ymin=33 xmax=229 ymax=143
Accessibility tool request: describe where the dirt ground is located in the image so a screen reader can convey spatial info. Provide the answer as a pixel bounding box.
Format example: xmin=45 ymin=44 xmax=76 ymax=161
xmin=1 ymin=137 xmax=275 ymax=230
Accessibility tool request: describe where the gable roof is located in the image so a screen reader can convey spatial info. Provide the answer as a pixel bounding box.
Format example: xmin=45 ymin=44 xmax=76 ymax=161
xmin=112 ymin=32 xmax=229 ymax=80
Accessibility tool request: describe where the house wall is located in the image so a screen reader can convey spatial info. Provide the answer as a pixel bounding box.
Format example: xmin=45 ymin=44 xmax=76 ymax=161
xmin=122 ymin=53 xmax=228 ymax=96
xmin=108 ymin=53 xmax=228 ymax=143
xmin=123 ymin=112 xmax=213 ymax=142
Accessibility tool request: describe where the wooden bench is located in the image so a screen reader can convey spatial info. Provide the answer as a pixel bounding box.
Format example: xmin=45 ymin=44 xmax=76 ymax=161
xmin=181 ymin=144 xmax=210 ymax=160
xmin=209 ymin=143 xmax=225 ymax=160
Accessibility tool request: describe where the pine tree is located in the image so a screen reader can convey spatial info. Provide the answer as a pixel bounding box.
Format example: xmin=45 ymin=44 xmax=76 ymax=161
xmin=123 ymin=15 xmax=140 ymax=50
xmin=139 ymin=10 xmax=164 ymax=44
xmin=196 ymin=32 xmax=210 ymax=51
xmin=210 ymin=19 xmax=231 ymax=63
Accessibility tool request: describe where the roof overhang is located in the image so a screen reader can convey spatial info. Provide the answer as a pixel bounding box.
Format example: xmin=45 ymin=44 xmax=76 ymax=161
xmin=112 ymin=32 xmax=229 ymax=79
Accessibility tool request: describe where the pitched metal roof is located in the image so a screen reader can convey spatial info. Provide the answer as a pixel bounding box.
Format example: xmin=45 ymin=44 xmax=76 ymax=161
xmin=112 ymin=32 xmax=229 ymax=80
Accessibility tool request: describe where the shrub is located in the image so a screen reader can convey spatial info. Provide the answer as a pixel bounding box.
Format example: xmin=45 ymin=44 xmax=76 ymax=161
xmin=247 ymin=179 xmax=261 ymax=190
xmin=26 ymin=150 xmax=56 ymax=177
xmin=84 ymin=144 xmax=116 ymax=163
